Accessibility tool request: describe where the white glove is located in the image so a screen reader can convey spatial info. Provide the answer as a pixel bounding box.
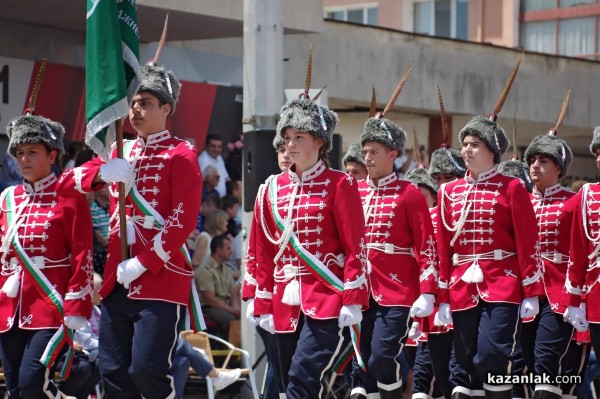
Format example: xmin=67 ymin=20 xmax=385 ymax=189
xmin=64 ymin=315 xmax=88 ymax=330
xmin=408 ymin=321 xmax=421 ymax=340
xmin=258 ymin=314 xmax=275 ymax=334
xmin=116 ymin=257 xmax=147 ymax=289
xmin=338 ymin=304 xmax=363 ymax=328
xmin=245 ymin=299 xmax=258 ymax=326
xmin=1 ymin=273 xmax=20 ymax=298
xmin=438 ymin=303 xmax=453 ymax=325
xmin=564 ymin=306 xmax=589 ymax=332
xmin=520 ymin=297 xmax=540 ymax=319
xmin=99 ymin=158 xmax=134 ymax=183
xmin=410 ymin=293 xmax=435 ymax=318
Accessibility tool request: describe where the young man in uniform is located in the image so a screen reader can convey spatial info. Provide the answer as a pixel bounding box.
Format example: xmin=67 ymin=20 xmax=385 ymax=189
xmin=58 ymin=62 xmax=203 ymax=398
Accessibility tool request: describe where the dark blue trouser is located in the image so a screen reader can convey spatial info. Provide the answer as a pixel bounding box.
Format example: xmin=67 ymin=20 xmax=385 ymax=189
xmin=0 ymin=325 xmax=61 ymax=398
xmin=368 ymin=304 xmax=411 ymax=392
xmin=274 ymin=316 xmax=304 ymax=391
xmin=559 ymin=340 xmax=590 ymax=397
xmin=428 ymin=331 xmax=466 ymax=399
xmin=521 ymin=299 xmax=574 ymax=393
xmin=412 ymin=341 xmax=444 ymax=398
xmin=171 ymin=337 xmax=214 ymax=398
xmin=591 ymin=323 xmax=600 ymax=371
xmin=55 ymin=352 xmax=101 ymax=399
xmin=452 ymin=301 xmax=520 ymax=392
xmin=257 ymin=324 xmax=284 ymax=396
xmin=510 ymin=333 xmax=529 ymax=398
xmin=278 ymin=316 xmax=345 ymax=399
xmin=99 ymin=284 xmax=181 ymax=399
xmin=350 ymin=298 xmax=379 ymax=395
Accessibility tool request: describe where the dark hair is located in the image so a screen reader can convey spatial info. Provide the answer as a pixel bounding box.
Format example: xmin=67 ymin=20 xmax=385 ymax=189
xmin=318 ymin=147 xmax=330 ymax=168
xmin=226 ymin=179 xmax=241 ymax=196
xmin=210 ymin=232 xmax=230 ymax=255
xmin=205 ymin=134 xmax=222 ymax=146
xmin=75 ymin=149 xmax=96 ymax=167
xmin=203 ymin=193 xmax=222 ymax=209
xmin=221 ymin=195 xmax=238 ymax=211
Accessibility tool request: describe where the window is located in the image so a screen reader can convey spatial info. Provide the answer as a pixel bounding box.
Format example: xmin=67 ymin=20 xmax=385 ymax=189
xmin=412 ymin=0 xmax=469 ymax=40
xmin=522 ymin=0 xmax=558 ymax=11
xmin=325 ymin=5 xmax=379 ymax=26
xmin=558 ymin=17 xmax=595 ymax=56
xmin=522 ymin=21 xmax=556 ymax=54
xmin=560 ymin=0 xmax=597 ymax=7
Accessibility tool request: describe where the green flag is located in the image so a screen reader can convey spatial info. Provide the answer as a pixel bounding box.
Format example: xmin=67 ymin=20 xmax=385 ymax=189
xmin=85 ymin=0 xmax=140 ymax=160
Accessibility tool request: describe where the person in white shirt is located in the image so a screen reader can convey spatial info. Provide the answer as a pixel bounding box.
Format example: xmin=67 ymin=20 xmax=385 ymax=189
xmin=198 ymin=134 xmax=230 ymax=197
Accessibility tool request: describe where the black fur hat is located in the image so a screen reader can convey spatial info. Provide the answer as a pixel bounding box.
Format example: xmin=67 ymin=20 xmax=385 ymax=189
xmin=276 ymin=99 xmax=338 ymax=151
xmin=498 ymin=159 xmax=533 ymax=192
xmin=361 ymin=117 xmax=406 ymax=155
xmin=429 ymin=147 xmax=466 ymax=178
xmin=406 ymin=166 xmax=438 ymax=195
xmin=459 ymin=115 xmax=510 ymax=164
xmin=7 ymin=115 xmax=65 ymax=157
xmin=590 ymin=126 xmax=600 ymax=155
xmin=342 ymin=142 xmax=366 ymax=167
xmin=138 ymin=65 xmax=181 ymax=115
xmin=525 ymin=133 xmax=573 ymax=178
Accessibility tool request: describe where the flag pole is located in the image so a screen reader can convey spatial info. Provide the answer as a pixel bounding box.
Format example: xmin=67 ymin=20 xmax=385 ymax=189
xmin=115 ymin=119 xmax=128 ymax=260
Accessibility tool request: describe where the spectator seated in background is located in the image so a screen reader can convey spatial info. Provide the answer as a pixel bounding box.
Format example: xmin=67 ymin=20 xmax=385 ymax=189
xmin=198 ymin=134 xmax=230 ymax=197
xmin=171 ymin=333 xmax=241 ymax=398
xmin=222 ymin=195 xmax=240 ymax=237
xmin=91 ymin=186 xmax=110 ymax=276
xmin=226 ymin=179 xmax=242 ymax=227
xmin=56 ymin=273 xmax=103 ymax=399
xmin=195 ymin=233 xmax=241 ymax=337
xmin=191 ymin=209 xmax=229 ymax=269
xmin=0 ymin=153 xmax=23 ymax=191
xmin=202 ymin=165 xmax=221 ymax=201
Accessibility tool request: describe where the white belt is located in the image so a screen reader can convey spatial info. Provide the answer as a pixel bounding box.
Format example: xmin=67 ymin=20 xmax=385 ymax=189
xmin=366 ymin=243 xmax=414 ymax=256
xmin=540 ymin=251 xmax=569 ymax=264
xmin=453 ymin=250 xmax=516 ymax=283
xmin=3 ymin=256 xmax=70 ymax=271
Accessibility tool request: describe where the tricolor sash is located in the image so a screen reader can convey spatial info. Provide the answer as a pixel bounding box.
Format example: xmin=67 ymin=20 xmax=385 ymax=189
xmin=4 ymin=188 xmax=74 ymax=377
xmin=267 ymin=178 xmax=365 ymax=370
xmin=122 ymin=141 xmax=206 ymax=332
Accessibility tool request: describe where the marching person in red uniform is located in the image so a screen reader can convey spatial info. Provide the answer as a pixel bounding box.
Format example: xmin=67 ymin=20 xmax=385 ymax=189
xmin=243 ymin=134 xmax=290 ymax=398
xmin=351 ymin=76 xmax=438 ymax=399
xmin=343 ymin=142 xmax=368 ymax=182
xmin=57 ymin=59 xmax=202 ymax=397
xmin=252 ymin=50 xmax=369 ymax=398
xmin=0 ymin=78 xmax=94 ymax=397
xmin=436 ymin=57 xmax=544 ymax=399
xmin=564 ymin=125 xmax=600 ymax=378
xmin=519 ymin=92 xmax=580 ymax=399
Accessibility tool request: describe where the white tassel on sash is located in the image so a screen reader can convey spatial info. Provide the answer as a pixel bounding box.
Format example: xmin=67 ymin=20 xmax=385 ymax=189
xmin=126 ymin=218 xmax=136 ymax=245
xmin=2 ymin=273 xmax=20 ymax=298
xmin=461 ymin=261 xmax=483 ymax=283
xmin=281 ymin=279 xmax=301 ymax=306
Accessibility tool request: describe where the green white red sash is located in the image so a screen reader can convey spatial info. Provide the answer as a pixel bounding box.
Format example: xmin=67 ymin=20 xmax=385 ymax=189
xmin=4 ymin=188 xmax=74 ymax=377
xmin=123 ymin=141 xmax=206 ymax=332
xmin=267 ymin=178 xmax=365 ymax=370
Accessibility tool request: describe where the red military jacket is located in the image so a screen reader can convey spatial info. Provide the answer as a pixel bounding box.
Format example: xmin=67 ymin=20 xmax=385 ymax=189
xmin=566 ymin=183 xmax=600 ymax=322
xmin=358 ymin=173 xmax=438 ymax=307
xmin=419 ymin=206 xmax=450 ymax=338
xmin=0 ymin=173 xmax=94 ymax=331
xmin=436 ymin=167 xmax=543 ymax=311
xmin=57 ymin=130 xmax=202 ymax=305
xmin=253 ymin=161 xmax=369 ymax=332
xmin=530 ymin=183 xmax=577 ymax=315
xmin=242 ymin=180 xmax=269 ymax=302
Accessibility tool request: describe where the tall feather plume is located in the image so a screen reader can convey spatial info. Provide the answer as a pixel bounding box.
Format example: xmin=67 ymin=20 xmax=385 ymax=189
xmin=492 ymin=51 xmax=523 ymax=116
xmin=369 ymin=84 xmax=377 ymax=117
xmin=304 ymin=43 xmax=313 ymax=97
xmin=512 ymin=106 xmax=518 ymax=158
xmin=437 ymin=84 xmax=448 ymax=145
xmin=312 ymin=85 xmax=326 ymax=103
xmin=27 ymin=58 xmax=47 ymax=114
xmin=413 ymin=126 xmax=421 ymax=165
xmin=382 ymin=61 xmax=414 ymax=117
xmin=152 ymin=14 xmax=169 ymax=66
xmin=553 ymin=89 xmax=571 ymax=132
